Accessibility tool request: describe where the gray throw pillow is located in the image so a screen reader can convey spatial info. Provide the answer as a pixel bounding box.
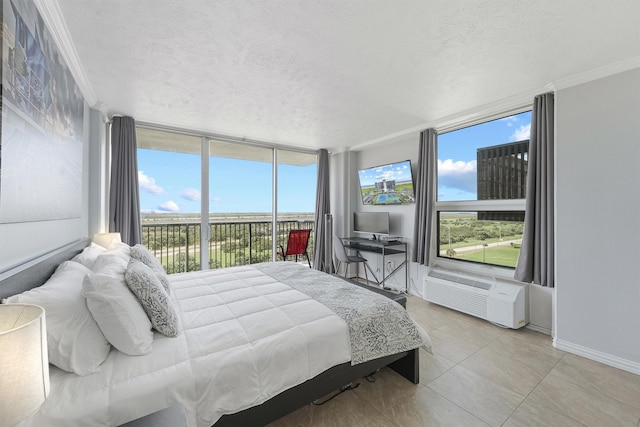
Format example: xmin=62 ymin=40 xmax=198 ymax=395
xmin=130 ymin=244 xmax=171 ymax=294
xmin=124 ymin=259 xmax=178 ymax=337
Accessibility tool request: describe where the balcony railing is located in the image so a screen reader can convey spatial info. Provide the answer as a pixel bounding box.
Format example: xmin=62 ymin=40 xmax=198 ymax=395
xmin=141 ymin=219 xmax=315 ymax=274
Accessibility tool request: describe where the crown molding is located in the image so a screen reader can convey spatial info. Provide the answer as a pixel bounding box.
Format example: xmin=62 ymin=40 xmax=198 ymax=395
xmin=551 ymin=56 xmax=640 ymax=91
xmin=351 ymin=86 xmax=542 ymax=151
xmin=352 ymin=57 xmax=640 ymax=150
xmin=33 ymin=0 xmax=98 ymax=107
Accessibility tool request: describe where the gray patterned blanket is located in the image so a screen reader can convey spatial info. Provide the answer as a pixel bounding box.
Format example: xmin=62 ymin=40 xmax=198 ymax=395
xmin=254 ymin=262 xmax=432 ymax=365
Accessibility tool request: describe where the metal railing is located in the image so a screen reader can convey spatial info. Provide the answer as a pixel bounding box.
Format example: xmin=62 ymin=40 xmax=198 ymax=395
xmin=141 ymin=220 xmax=315 ymax=274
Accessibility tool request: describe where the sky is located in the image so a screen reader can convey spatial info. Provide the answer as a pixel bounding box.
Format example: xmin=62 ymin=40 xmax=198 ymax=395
xmin=138 ymin=151 xmax=317 ymax=214
xmin=437 ymin=111 xmax=532 ymax=201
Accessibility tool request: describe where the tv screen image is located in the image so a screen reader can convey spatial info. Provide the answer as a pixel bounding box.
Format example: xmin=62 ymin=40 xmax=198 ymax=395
xmin=357 ymin=160 xmax=415 ymax=205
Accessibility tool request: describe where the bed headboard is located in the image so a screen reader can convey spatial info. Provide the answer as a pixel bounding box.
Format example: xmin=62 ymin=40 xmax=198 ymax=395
xmin=0 ymin=239 xmax=90 ymax=300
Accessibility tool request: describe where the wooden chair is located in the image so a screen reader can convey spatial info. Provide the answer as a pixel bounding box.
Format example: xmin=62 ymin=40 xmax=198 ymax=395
xmin=278 ymin=229 xmax=312 ymax=268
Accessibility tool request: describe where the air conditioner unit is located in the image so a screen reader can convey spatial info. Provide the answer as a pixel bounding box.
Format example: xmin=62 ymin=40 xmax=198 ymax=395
xmin=424 ymin=270 xmax=527 ymax=329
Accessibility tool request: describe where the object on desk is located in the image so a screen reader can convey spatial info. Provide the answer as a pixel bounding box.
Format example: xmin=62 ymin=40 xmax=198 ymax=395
xmin=333 ymin=236 xmax=369 ymax=284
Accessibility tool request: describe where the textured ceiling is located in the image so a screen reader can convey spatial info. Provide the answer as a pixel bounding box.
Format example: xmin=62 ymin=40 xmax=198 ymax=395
xmin=55 ymin=0 xmax=640 ymax=151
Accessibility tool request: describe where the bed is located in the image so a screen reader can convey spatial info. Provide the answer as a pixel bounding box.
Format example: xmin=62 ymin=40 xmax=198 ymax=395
xmin=0 ymin=239 xmax=431 ymax=427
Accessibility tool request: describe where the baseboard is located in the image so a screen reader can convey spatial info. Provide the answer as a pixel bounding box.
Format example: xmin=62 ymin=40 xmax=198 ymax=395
xmin=554 ymin=338 xmax=640 ymax=375
xmin=525 ymin=323 xmax=551 ymax=336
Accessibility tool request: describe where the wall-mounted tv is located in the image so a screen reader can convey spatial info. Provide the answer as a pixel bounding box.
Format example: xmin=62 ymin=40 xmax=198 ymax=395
xmin=353 ymin=211 xmax=390 ymax=236
xmin=357 ymin=159 xmax=415 ymax=205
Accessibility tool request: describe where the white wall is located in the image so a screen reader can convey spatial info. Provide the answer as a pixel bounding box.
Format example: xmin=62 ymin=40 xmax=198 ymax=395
xmin=88 ymin=108 xmax=109 ymax=236
xmin=555 ymin=68 xmax=640 ymax=374
xmin=352 ymin=134 xmax=420 ymax=291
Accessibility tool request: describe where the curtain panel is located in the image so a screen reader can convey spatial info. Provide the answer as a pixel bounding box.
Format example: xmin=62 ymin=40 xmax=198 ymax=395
xmin=412 ymin=129 xmax=437 ymax=266
xmin=109 ymin=116 xmax=142 ymax=246
xmin=514 ymin=93 xmax=555 ymax=287
xmin=313 ymin=149 xmax=331 ymax=272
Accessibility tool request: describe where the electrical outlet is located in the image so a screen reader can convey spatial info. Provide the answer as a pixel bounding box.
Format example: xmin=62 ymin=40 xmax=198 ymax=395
xmin=386 ymin=260 xmax=395 ymax=272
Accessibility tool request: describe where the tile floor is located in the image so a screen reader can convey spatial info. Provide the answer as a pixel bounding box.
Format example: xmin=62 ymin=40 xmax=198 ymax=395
xmin=268 ymin=295 xmax=640 ymax=427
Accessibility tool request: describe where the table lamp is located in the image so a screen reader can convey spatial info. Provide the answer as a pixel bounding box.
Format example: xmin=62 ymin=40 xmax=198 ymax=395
xmin=0 ymin=304 xmax=49 ymax=426
xmin=93 ymin=232 xmax=122 ymax=249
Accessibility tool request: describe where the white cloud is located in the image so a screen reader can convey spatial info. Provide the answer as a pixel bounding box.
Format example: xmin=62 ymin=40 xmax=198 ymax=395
xmin=158 ymin=200 xmax=179 ymax=212
xmin=499 ymin=115 xmax=518 ymax=127
xmin=138 ymin=171 xmax=163 ymax=194
xmin=511 ymin=123 xmax=531 ymax=141
xmin=182 ymin=188 xmax=201 ymax=201
xmin=437 ymin=159 xmax=477 ymax=193
xmin=438 ymin=159 xmax=476 ymax=175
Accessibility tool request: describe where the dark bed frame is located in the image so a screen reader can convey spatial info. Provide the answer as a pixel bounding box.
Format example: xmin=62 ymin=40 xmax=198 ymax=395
xmin=0 ymin=239 xmax=419 ymax=427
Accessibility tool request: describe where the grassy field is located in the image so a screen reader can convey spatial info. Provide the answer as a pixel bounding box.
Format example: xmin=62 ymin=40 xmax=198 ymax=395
xmin=447 ymin=245 xmax=520 ymax=268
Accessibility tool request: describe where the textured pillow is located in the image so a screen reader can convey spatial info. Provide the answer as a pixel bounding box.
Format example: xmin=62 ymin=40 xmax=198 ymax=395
xmin=125 ymin=259 xmax=178 ymax=337
xmin=82 ymin=259 xmax=154 ymax=355
xmin=130 ymin=244 xmax=171 ymax=294
xmin=71 ymin=243 xmax=106 ymax=270
xmin=5 ymin=261 xmax=111 ymax=376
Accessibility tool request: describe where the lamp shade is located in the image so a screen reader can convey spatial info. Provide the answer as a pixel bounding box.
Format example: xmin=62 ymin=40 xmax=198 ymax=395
xmin=0 ymin=304 xmax=49 ymax=426
xmin=93 ymin=232 xmax=122 ymax=249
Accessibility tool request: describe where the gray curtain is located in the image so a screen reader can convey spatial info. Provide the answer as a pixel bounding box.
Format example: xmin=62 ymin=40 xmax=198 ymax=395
xmin=109 ymin=116 xmax=142 ymax=246
xmin=412 ymin=129 xmax=437 ymax=265
xmin=313 ymin=149 xmax=331 ymax=272
xmin=514 ymin=93 xmax=555 ymax=287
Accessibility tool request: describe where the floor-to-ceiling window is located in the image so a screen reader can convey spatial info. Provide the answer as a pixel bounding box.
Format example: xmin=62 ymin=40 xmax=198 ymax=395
xmin=208 ymin=140 xmax=274 ymax=268
xmin=276 ymin=150 xmax=317 ymax=265
xmin=135 ymin=126 xmax=317 ymax=272
xmin=136 ymin=127 xmax=202 ymax=273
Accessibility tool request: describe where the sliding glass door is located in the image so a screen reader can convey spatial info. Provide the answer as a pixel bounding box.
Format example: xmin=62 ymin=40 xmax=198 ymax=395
xmin=136 ymin=127 xmax=202 ymax=273
xmin=208 ymin=140 xmax=274 ymax=268
xmin=136 ymin=126 xmax=318 ymax=272
xmin=276 ymin=150 xmax=317 ymax=264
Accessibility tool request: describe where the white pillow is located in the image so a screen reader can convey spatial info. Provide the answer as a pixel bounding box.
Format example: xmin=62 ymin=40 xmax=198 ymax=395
xmin=125 ymin=259 xmax=178 ymax=337
xmin=93 ymin=253 xmax=128 ymax=272
xmin=71 ymin=243 xmax=106 ymax=270
xmin=106 ymin=240 xmax=131 ymax=260
xmin=83 ymin=259 xmax=154 ymax=356
xmin=5 ymin=261 xmax=111 ymax=376
xmin=93 ymin=242 xmax=131 ymax=272
xmin=130 ymin=244 xmax=171 ymax=294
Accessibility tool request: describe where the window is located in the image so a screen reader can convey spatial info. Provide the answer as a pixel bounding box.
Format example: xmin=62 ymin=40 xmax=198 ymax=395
xmin=136 ymin=126 xmax=318 ymax=273
xmin=136 ymin=128 xmax=202 ymax=273
xmin=436 ymin=110 xmax=531 ymax=269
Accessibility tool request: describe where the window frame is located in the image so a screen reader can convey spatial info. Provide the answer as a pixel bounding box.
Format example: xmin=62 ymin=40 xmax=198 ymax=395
xmin=431 ymin=108 xmax=531 ymax=278
xmin=135 ymin=123 xmax=318 ymax=271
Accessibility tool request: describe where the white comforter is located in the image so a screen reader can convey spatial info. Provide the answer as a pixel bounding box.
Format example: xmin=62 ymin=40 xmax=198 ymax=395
xmin=19 ymin=264 xmax=351 ymax=427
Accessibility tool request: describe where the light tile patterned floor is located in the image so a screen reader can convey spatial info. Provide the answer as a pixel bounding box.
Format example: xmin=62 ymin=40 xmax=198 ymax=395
xmin=268 ymin=295 xmax=640 ymax=427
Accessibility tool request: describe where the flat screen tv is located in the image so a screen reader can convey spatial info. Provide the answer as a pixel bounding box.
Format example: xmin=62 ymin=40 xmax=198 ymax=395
xmin=357 ymin=159 xmax=415 ymax=205
xmin=353 ymin=211 xmax=390 ymax=236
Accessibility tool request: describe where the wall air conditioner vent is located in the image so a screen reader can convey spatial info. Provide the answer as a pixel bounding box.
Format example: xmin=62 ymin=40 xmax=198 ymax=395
xmin=428 ymin=270 xmax=494 ymax=291
xmin=424 ymin=269 xmax=527 ymax=329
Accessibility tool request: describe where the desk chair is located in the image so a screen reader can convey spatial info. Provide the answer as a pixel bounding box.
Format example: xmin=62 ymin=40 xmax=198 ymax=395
xmin=333 ymin=236 xmax=369 ymax=284
xmin=278 ymin=229 xmax=312 ymax=268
